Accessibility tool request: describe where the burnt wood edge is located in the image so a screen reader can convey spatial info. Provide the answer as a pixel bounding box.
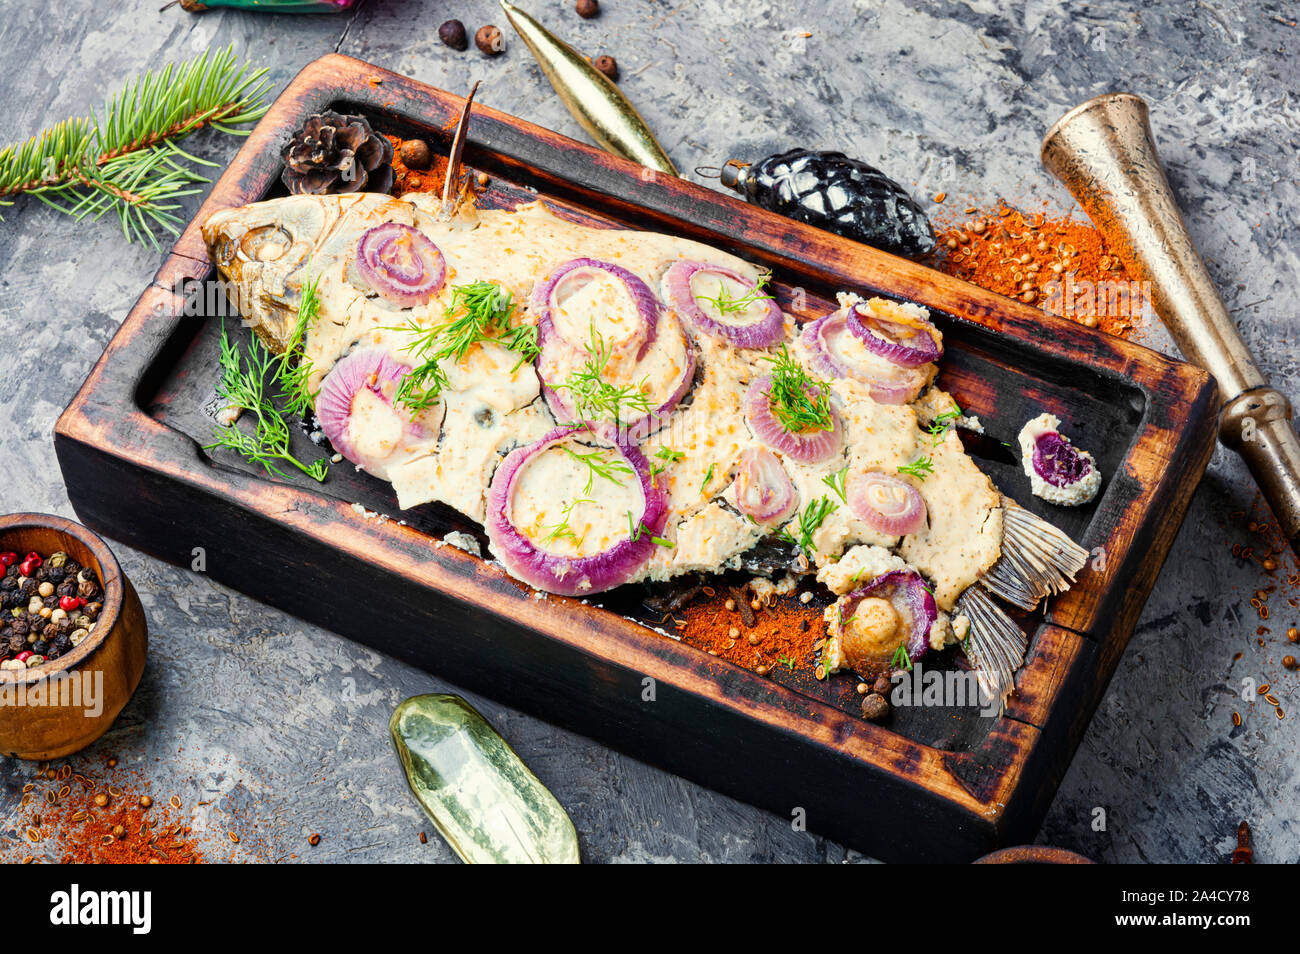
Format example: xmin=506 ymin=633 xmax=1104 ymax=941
xmin=147 ymin=51 xmax=1219 ymax=643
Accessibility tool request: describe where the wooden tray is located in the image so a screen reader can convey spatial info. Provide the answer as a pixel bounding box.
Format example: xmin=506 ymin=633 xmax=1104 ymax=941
xmin=54 ymin=54 xmax=1218 ymax=861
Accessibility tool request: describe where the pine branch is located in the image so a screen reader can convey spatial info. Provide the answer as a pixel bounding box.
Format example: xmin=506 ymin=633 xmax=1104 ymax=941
xmin=0 ymin=45 xmax=271 ymax=248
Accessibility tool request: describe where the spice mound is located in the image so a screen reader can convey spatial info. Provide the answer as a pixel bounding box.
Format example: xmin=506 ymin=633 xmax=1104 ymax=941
xmin=0 ymin=549 xmax=103 ymax=669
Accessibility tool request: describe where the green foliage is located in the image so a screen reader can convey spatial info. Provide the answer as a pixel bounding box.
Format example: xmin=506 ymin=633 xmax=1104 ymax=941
xmin=0 ymin=46 xmax=270 ymax=248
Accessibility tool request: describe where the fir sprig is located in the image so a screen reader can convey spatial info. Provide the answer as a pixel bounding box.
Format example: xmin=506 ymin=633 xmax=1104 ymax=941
xmin=0 ymin=46 xmax=271 ymax=248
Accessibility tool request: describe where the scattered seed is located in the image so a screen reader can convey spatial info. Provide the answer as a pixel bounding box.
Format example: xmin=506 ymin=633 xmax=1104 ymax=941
xmin=229 ymin=832 xmax=240 ymax=844
xmin=1232 ymin=711 xmax=1242 ymax=726
xmin=93 ymin=793 xmax=108 ymax=808
xmin=308 ymin=833 xmax=321 ymax=847
xmin=419 ymin=831 xmax=428 ymax=844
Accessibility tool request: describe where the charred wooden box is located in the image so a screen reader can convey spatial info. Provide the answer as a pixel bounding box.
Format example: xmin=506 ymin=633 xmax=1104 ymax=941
xmin=55 ymin=55 xmax=1218 ymax=861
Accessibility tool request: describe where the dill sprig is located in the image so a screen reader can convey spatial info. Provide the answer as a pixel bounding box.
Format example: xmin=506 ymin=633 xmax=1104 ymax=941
xmin=561 ymin=445 xmax=634 ymax=494
xmin=777 ymin=495 xmax=838 ymax=559
xmin=821 ymin=464 xmax=849 ymax=503
xmin=650 ymin=446 xmax=684 ymax=485
xmin=390 ymin=280 xmax=531 ymax=416
xmin=277 ymin=269 xmax=322 ymax=418
xmin=694 ymin=269 xmax=774 ymax=316
xmin=556 ymin=328 xmax=654 ymax=427
xmin=206 ymin=322 xmax=329 ymax=482
xmin=627 ymin=511 xmax=674 ymax=548
xmin=762 ymin=345 xmax=833 ymax=434
xmin=926 ymin=407 xmax=963 ymax=446
xmin=540 ymin=499 xmax=593 ymax=547
xmin=0 ymin=46 xmax=270 ymax=248
xmin=897 ymin=456 xmax=935 ymax=480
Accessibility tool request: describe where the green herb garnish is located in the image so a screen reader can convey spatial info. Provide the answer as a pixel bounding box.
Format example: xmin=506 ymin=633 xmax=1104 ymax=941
xmin=821 ymin=464 xmax=849 ymax=503
xmin=277 ymin=268 xmax=322 ymax=418
xmin=556 ymin=328 xmax=654 ymax=427
xmin=762 ymin=345 xmax=833 ymax=434
xmin=561 ymin=445 xmax=634 ymax=494
xmin=694 ymin=269 xmax=774 ymax=316
xmin=699 ymin=462 xmax=717 ymax=497
xmin=541 ymin=498 xmax=593 ymax=547
xmin=206 ymin=322 xmax=329 ymax=482
xmin=926 ymin=407 xmax=963 ymax=446
xmin=777 ymin=494 xmax=838 ymax=559
xmin=389 ymin=280 xmax=531 ymax=416
xmin=649 ymin=446 xmax=684 ymax=486
xmin=627 ymin=510 xmax=674 ymax=549
xmin=892 ymin=644 xmax=913 ymax=672
xmin=897 ymin=456 xmax=935 ymax=480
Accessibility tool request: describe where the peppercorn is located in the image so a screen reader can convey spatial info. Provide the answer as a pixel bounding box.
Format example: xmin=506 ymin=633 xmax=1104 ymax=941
xmin=399 ymin=139 xmax=432 ymax=170
xmin=576 ymin=0 xmax=600 ymax=17
xmin=861 ymin=693 xmax=890 ymax=721
xmin=139 ymin=795 xmax=152 ymax=809
xmin=593 ymin=55 xmax=619 ymax=80
xmin=438 ymin=19 xmax=469 ymax=51
xmin=93 ymin=793 xmax=109 ymax=808
xmin=1284 ymin=656 xmax=1297 ymax=670
xmin=871 ymin=674 xmax=892 ymax=696
xmin=476 ymin=25 xmax=504 ymax=55
xmin=1288 ymin=627 xmax=1298 ymax=643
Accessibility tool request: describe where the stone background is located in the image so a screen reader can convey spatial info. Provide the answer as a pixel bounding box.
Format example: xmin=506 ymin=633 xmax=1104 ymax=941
xmin=0 ymin=0 xmax=1297 ymax=862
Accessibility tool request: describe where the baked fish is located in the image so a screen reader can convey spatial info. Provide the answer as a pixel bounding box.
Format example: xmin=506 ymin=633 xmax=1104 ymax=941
xmin=202 ymin=192 xmax=1087 ymax=701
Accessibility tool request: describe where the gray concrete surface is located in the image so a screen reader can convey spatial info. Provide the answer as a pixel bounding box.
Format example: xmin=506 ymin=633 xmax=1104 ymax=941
xmin=0 ymin=0 xmax=1297 ymax=863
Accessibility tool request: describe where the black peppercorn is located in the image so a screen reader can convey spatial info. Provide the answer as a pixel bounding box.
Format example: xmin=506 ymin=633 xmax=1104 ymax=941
xmin=32 ymin=640 xmax=48 ymax=655
xmin=84 ymin=602 xmax=102 ymax=621
xmin=56 ymin=581 xmax=76 ymax=598
xmin=576 ymin=0 xmax=599 ymax=17
xmin=438 ymin=19 xmax=469 ymax=51
xmin=8 ymin=634 xmax=25 ymax=653
xmin=475 ymin=25 xmax=504 ymax=55
xmin=78 ymin=580 xmax=99 ymax=600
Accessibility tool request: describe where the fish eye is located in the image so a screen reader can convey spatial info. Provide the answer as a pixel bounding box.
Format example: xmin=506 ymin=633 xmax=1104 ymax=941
xmin=240 ymin=225 xmax=293 ymax=262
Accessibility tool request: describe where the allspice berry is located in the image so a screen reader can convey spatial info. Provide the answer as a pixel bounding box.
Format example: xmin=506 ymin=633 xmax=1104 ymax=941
xmin=871 ymin=674 xmax=892 ymax=696
xmin=438 ymin=19 xmax=469 ymax=51
xmin=593 ymin=55 xmax=619 ymax=81
xmin=576 ymin=0 xmax=600 ymax=17
xmin=1284 ymin=655 xmax=1297 ymax=670
xmin=476 ymin=25 xmax=505 ymax=55
xmin=861 ymin=692 xmax=890 ymax=722
xmin=399 ymin=139 xmax=431 ymax=170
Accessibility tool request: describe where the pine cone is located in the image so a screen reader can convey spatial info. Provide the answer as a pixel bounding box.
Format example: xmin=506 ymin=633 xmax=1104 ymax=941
xmin=280 ymin=111 xmax=394 ymax=196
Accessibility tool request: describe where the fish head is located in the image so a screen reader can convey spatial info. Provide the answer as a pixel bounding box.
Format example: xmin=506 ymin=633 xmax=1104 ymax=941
xmin=202 ymin=193 xmax=408 ymax=352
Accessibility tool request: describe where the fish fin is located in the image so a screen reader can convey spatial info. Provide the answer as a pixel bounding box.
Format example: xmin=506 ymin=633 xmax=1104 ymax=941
xmin=979 ymin=499 xmax=1089 ymax=611
xmin=956 ymin=583 xmax=1027 ymax=709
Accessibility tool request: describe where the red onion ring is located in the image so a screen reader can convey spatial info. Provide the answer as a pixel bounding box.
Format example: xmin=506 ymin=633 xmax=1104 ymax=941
xmin=316 ymin=348 xmax=432 ymax=469
xmin=484 ymin=424 xmax=668 ymax=596
xmin=845 ymin=299 xmax=942 ymax=368
xmin=836 ymin=569 xmax=936 ymax=669
xmin=743 ymin=375 xmax=843 ymax=464
xmin=797 ymin=311 xmax=930 ymax=405
xmin=734 ymin=447 xmax=797 ymax=523
xmin=660 ymin=260 xmax=784 ymax=349
xmin=534 ymin=258 xmax=694 ymax=438
xmin=848 ymin=470 xmax=927 ymax=535
xmin=355 ymin=223 xmax=446 ymax=308
xmin=532 ymin=257 xmax=661 ymax=362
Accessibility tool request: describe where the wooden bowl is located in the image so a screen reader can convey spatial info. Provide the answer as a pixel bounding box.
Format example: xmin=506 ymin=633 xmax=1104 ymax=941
xmin=0 ymin=513 xmax=147 ymax=760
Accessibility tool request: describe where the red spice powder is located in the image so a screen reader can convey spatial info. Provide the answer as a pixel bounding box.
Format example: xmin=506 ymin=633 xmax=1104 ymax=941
xmin=927 ymin=202 xmax=1143 ymax=339
xmin=1 ymin=755 xmax=254 ymax=864
xmin=676 ymin=591 xmax=823 ymax=676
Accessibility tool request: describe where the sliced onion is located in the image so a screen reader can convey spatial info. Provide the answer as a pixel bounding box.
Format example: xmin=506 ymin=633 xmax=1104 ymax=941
xmin=484 ymin=424 xmax=667 ymax=596
xmin=660 ymin=260 xmax=784 ymax=348
xmin=835 ymin=569 xmax=936 ymax=671
xmin=734 ymin=447 xmax=797 ymax=523
xmin=534 ymin=258 xmax=694 ymax=438
xmin=848 ymin=470 xmax=927 ymax=536
xmin=798 ymin=311 xmax=930 ymax=405
xmin=845 ymin=298 xmax=942 ymax=367
xmin=743 ymin=375 xmax=842 ymax=463
xmin=316 ymin=348 xmax=435 ymax=473
xmin=532 ymin=257 xmax=661 ymax=363
xmin=356 ymin=223 xmax=445 ymax=307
